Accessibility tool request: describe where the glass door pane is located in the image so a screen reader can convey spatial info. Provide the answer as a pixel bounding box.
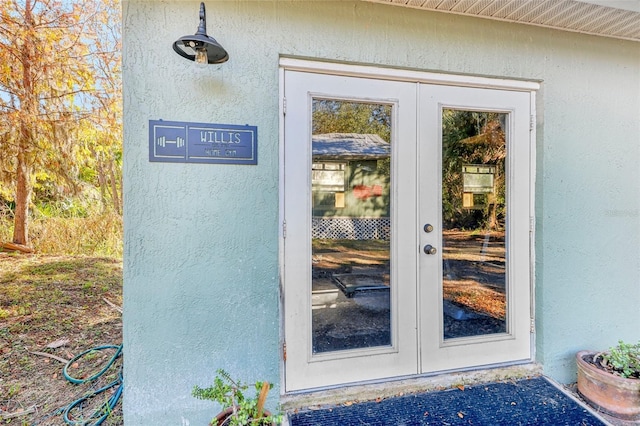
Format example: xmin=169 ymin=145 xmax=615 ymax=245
xmin=311 ymin=99 xmax=392 ymax=353
xmin=441 ymin=109 xmax=507 ymax=340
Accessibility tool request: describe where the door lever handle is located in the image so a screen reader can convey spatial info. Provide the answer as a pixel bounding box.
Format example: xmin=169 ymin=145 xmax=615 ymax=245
xmin=423 ymin=244 xmax=437 ymax=255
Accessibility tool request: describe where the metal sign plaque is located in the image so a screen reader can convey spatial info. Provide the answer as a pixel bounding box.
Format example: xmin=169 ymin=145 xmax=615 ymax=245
xmin=462 ymin=164 xmax=495 ymax=194
xmin=149 ymin=120 xmax=257 ymax=165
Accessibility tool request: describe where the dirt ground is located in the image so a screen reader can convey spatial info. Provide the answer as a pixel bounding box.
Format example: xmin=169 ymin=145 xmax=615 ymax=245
xmin=0 ymin=253 xmax=123 ymax=425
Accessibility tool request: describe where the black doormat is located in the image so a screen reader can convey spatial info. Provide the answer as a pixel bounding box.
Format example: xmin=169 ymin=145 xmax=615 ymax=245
xmin=288 ymin=376 xmax=604 ymax=426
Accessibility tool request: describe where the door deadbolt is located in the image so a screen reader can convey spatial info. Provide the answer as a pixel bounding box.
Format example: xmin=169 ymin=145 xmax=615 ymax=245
xmin=423 ymin=224 xmax=434 ymax=233
xmin=423 ymin=244 xmax=437 ymax=255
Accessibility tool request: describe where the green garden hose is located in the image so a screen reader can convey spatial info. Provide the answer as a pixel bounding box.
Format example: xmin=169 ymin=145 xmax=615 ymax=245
xmin=60 ymin=344 xmax=123 ymax=426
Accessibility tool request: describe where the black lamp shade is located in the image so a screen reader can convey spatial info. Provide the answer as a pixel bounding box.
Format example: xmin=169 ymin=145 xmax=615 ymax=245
xmin=172 ymin=2 xmax=229 ymax=65
xmin=173 ymin=34 xmax=229 ymax=64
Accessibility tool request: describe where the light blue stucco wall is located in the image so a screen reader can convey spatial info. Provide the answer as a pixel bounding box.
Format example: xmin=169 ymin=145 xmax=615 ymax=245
xmin=123 ymin=1 xmax=640 ymax=424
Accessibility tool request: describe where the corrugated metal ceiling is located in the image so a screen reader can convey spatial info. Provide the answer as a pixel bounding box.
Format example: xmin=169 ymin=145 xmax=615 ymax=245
xmin=361 ymin=0 xmax=640 ymax=41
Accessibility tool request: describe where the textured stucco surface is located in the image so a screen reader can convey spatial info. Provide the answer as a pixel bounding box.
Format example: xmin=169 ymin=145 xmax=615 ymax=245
xmin=123 ymin=1 xmax=640 ymax=424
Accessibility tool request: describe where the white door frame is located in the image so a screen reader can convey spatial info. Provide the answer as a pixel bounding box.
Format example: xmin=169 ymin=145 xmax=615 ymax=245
xmin=279 ymin=58 xmax=539 ymax=393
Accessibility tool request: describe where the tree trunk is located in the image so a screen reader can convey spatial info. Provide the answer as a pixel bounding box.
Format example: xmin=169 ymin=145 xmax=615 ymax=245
xmin=109 ymin=160 xmax=122 ymax=215
xmin=12 ymin=0 xmax=34 ymax=247
xmin=13 ymin=136 xmax=32 ymax=246
xmin=94 ymin=149 xmax=109 ymax=213
xmin=489 ymin=201 xmax=498 ymax=231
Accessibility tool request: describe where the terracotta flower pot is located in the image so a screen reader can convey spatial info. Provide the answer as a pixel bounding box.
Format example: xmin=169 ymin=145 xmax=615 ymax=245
xmin=576 ymin=351 xmax=640 ymax=420
xmin=211 ymin=407 xmax=274 ymax=426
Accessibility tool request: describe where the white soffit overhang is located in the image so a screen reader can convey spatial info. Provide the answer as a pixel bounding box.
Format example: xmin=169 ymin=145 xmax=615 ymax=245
xmin=361 ymin=0 xmax=640 ymax=42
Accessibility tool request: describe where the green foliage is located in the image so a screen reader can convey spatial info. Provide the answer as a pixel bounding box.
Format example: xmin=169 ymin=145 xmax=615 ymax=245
xmin=34 ymin=198 xmax=92 ymax=218
xmin=602 ymin=340 xmax=640 ymax=379
xmin=192 ymin=369 xmax=282 ymax=425
xmin=312 ymin=100 xmax=391 ymax=143
xmin=7 ymin=384 xmax=20 ymax=398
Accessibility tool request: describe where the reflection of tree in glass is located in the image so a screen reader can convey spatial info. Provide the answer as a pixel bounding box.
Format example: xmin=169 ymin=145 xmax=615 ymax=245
xmin=442 ymin=110 xmax=506 ymax=231
xmin=312 ymin=100 xmax=391 ymax=141
xmin=312 ymin=100 xmax=392 ymax=177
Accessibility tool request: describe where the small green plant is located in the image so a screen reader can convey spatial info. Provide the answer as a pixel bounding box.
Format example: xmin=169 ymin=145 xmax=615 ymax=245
xmin=7 ymin=384 xmax=20 ymax=398
xmin=600 ymin=340 xmax=640 ymax=379
xmin=192 ymin=369 xmax=282 ymax=426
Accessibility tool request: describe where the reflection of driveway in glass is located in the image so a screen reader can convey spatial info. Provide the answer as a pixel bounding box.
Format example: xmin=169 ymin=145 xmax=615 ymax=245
xmin=311 ymin=240 xmax=391 ymax=351
xmin=310 ymin=232 xmax=508 ymax=350
xmin=312 ymin=277 xmax=391 ymax=353
xmin=444 ymin=259 xmax=505 ymax=290
xmin=442 ymin=230 xmax=507 ymax=338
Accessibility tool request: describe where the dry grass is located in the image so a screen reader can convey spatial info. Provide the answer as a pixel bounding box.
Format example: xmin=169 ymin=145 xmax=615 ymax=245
xmin=0 ymin=254 xmax=123 ymax=425
xmin=1 ymin=213 xmax=123 ymax=257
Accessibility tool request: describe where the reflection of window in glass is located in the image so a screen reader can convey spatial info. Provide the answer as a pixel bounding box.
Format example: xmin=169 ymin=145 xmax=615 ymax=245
xmin=312 ymin=162 xmax=345 ymax=191
xmin=312 ymin=162 xmax=346 ymax=209
xmin=462 ymin=164 xmax=496 ymax=209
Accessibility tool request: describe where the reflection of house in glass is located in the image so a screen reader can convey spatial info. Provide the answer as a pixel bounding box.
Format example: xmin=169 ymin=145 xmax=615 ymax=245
xmin=311 ymin=133 xmax=392 ymax=352
xmin=312 ymin=133 xmax=390 ymax=240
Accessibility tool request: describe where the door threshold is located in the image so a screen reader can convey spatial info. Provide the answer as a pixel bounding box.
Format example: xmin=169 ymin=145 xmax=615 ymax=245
xmin=280 ymin=362 xmax=542 ymax=410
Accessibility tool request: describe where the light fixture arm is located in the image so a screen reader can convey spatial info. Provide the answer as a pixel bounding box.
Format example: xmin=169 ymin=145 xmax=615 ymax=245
xmin=196 ymin=3 xmax=207 ymax=37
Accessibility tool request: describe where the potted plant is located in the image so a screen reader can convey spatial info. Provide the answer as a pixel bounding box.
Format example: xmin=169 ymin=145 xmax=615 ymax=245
xmin=192 ymin=369 xmax=282 ymax=426
xmin=576 ymin=340 xmax=640 ymax=420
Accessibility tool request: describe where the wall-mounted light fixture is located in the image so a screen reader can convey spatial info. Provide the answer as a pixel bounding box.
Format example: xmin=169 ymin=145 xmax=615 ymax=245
xmin=172 ymin=2 xmax=229 ymax=65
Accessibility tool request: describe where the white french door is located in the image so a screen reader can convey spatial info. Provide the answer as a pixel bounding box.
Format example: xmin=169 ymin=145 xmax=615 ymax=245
xmin=417 ymin=84 xmax=532 ymax=373
xmin=282 ymin=64 xmax=534 ymax=392
xmin=282 ymin=71 xmax=419 ymax=391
